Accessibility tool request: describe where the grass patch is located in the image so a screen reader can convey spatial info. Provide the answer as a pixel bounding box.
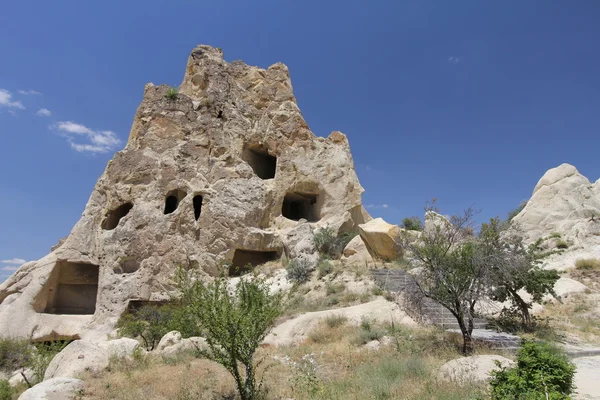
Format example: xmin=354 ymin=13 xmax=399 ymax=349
xmin=575 ymin=258 xmax=600 ymax=271
xmin=555 ymin=239 xmax=569 ymax=249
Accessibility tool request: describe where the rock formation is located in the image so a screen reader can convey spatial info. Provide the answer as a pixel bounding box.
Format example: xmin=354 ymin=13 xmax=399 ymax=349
xmin=512 ymin=163 xmax=600 ymax=244
xmin=0 ymin=45 xmax=369 ymax=340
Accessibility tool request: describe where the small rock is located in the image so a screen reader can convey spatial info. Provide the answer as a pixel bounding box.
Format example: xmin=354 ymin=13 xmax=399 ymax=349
xmin=18 ymin=377 xmax=83 ymax=400
xmin=437 ymin=355 xmax=514 ymax=384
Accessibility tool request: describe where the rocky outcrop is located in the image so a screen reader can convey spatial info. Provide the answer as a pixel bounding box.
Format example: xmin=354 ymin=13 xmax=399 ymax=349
xmin=44 ymin=340 xmax=109 ymax=380
xmin=18 ymin=377 xmax=84 ymax=400
xmin=512 ymin=164 xmax=600 ymax=245
xmin=358 ymin=218 xmax=401 ymax=260
xmin=0 ymin=45 xmax=367 ymax=340
xmin=341 ymin=235 xmax=374 ymax=265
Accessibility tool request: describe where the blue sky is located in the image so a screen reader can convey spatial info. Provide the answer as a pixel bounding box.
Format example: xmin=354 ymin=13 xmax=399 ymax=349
xmin=1 ymin=1 xmax=599 ymax=281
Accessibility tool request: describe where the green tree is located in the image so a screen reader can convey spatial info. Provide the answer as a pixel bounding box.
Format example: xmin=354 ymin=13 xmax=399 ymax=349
xmin=116 ymin=305 xmax=175 ymax=350
xmin=399 ymin=207 xmax=487 ymax=354
xmin=480 ymin=218 xmax=560 ymax=330
xmin=180 ymin=275 xmax=283 ymax=400
xmin=489 ymin=340 xmax=576 ymax=400
xmin=401 ymin=216 xmax=423 ymax=231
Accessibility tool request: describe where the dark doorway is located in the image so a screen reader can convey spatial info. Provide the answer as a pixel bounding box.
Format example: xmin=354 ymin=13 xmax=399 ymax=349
xmin=242 ymin=146 xmax=277 ymax=180
xmin=282 ymin=192 xmax=320 ymax=222
xmin=230 ymin=249 xmax=279 ymax=276
xmin=39 ymin=261 xmax=100 ymax=315
xmin=164 ymin=189 xmax=187 ymax=215
xmin=193 ymin=195 xmax=203 ymax=221
xmin=102 ymin=203 xmax=133 ymax=230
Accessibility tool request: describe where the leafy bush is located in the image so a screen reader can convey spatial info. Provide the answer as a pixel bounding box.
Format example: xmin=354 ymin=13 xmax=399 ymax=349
xmin=116 ymin=304 xmax=199 ymax=351
xmin=0 ymin=380 xmax=13 ymax=400
xmin=353 ymin=318 xmax=385 ymax=345
xmin=489 ymin=340 xmax=575 ymax=400
xmin=401 ymin=217 xmax=423 ymax=231
xmin=555 ymin=239 xmax=569 ymax=249
xmin=575 ymin=258 xmax=600 ymax=270
xmin=286 ymin=258 xmax=312 ymax=284
xmin=27 ymin=341 xmax=69 ymax=383
xmin=180 ymin=275 xmax=283 ymax=400
xmin=317 ymin=259 xmax=333 ymax=279
xmin=0 ymin=337 xmax=31 ymax=374
xmin=325 ymin=314 xmax=347 ymax=328
xmin=165 ymin=85 xmax=179 ymax=99
xmin=313 ymin=228 xmax=357 ymax=259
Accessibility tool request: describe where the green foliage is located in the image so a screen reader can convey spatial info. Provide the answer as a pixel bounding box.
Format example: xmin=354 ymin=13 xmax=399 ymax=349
xmin=317 ymin=259 xmax=334 ymax=279
xmin=489 ymin=340 xmax=576 ymax=400
xmin=0 ymin=337 xmax=31 ymax=374
xmin=27 ymin=341 xmax=70 ymax=383
xmin=165 ymin=85 xmax=179 ymax=99
xmin=401 ymin=216 xmax=423 ymax=231
xmin=325 ymin=314 xmax=348 ymax=328
xmin=117 ymin=303 xmax=200 ymax=351
xmin=575 ymin=258 xmax=600 ymax=270
xmin=555 ymin=239 xmax=569 ymax=249
xmin=313 ymin=228 xmax=357 ymax=259
xmin=286 ymin=258 xmax=312 ymax=284
xmin=0 ymin=380 xmax=13 ymax=400
xmin=507 ymin=200 xmax=528 ymax=222
xmin=180 ymin=275 xmax=283 ymax=400
xmin=480 ymin=218 xmax=560 ymax=331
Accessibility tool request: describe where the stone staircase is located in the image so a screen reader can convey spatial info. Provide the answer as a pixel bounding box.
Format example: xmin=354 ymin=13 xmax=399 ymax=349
xmin=370 ymin=268 xmax=525 ymax=351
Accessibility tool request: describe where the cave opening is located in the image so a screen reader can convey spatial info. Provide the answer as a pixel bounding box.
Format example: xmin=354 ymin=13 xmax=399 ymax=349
xmin=242 ymin=146 xmax=277 ymax=180
xmin=193 ymin=195 xmax=203 ymax=221
xmin=102 ymin=203 xmax=133 ymax=230
xmin=229 ymin=249 xmax=279 ymax=276
xmin=282 ymin=192 xmax=320 ymax=222
xmin=164 ymin=189 xmax=187 ymax=215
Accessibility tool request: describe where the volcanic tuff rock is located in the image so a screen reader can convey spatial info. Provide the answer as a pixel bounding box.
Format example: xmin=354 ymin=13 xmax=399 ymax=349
xmin=0 ymin=45 xmax=369 ymax=340
xmin=513 ymin=163 xmax=600 ymax=244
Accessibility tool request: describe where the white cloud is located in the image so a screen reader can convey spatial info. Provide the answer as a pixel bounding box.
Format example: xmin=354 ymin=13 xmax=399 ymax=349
xmin=0 ymin=89 xmax=25 ymax=109
xmin=53 ymin=121 xmax=121 ymax=154
xmin=18 ymin=90 xmax=41 ymax=95
xmin=1 ymin=258 xmax=27 ymax=264
xmin=36 ymin=108 xmax=52 ymax=117
xmin=448 ymin=56 xmax=460 ymax=64
xmin=365 ymin=204 xmax=389 ymax=210
xmin=1 ymin=266 xmax=19 ymax=271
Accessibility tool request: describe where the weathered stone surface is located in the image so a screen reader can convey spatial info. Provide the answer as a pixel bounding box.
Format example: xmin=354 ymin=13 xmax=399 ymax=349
xmin=156 ymin=331 xmax=208 ymax=356
xmin=44 ymin=340 xmax=109 ymax=380
xmin=18 ymin=377 xmax=83 ymax=400
xmin=358 ymin=218 xmax=400 ymax=260
xmin=0 ymin=44 xmax=366 ymax=340
xmin=341 ymin=235 xmax=374 ymax=265
xmin=98 ymin=337 xmax=140 ymax=359
xmin=512 ymin=164 xmax=600 ymax=246
xmin=437 ymin=355 xmax=514 ymax=384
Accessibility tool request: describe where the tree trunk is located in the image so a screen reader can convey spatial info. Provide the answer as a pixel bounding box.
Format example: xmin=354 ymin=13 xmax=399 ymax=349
xmin=244 ymin=362 xmax=256 ymax=400
xmin=452 ymin=307 xmax=474 ymax=355
xmin=509 ymin=288 xmax=532 ymax=330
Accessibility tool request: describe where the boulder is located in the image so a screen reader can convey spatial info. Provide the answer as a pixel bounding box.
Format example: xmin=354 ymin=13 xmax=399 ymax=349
xmin=156 ymin=331 xmax=208 ymax=356
xmin=512 ymin=164 xmax=600 ymax=245
xmin=156 ymin=331 xmax=182 ymax=352
xmin=437 ymin=355 xmax=514 ymax=384
xmin=8 ymin=368 xmax=34 ymax=387
xmin=98 ymin=337 xmax=140 ymax=359
xmin=0 ymin=44 xmax=368 ymax=341
xmin=18 ymin=377 xmax=83 ymax=400
xmin=358 ymin=218 xmax=400 ymax=260
xmin=44 ymin=340 xmax=109 ymax=380
xmin=341 ymin=235 xmax=374 ymax=265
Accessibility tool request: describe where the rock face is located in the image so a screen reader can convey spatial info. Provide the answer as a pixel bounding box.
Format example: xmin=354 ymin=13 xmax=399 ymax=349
xmin=341 ymin=235 xmax=374 ymax=265
xmin=18 ymin=377 xmax=84 ymax=400
xmin=44 ymin=340 xmax=109 ymax=380
xmin=512 ymin=164 xmax=600 ymax=245
xmin=0 ymin=45 xmax=367 ymax=340
xmin=358 ymin=218 xmax=400 ymax=260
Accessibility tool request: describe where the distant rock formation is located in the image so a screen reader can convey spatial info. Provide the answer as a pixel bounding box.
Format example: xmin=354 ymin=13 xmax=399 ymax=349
xmin=512 ymin=163 xmax=600 ymax=246
xmin=0 ymin=45 xmax=369 ymax=340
